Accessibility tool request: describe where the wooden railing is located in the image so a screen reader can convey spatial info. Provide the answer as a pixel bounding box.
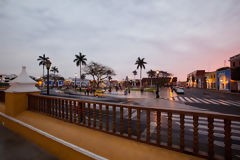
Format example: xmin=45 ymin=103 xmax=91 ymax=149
xmin=28 ymin=94 xmax=240 ymax=160
xmin=0 ymin=90 xmax=5 ymax=103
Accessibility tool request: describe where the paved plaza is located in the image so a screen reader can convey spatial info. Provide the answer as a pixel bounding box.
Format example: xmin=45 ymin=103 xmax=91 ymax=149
xmin=0 ymin=126 xmax=57 ymax=160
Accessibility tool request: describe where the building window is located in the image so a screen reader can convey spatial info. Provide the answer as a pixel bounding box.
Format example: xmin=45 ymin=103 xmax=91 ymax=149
xmin=233 ymin=62 xmax=235 ymax=67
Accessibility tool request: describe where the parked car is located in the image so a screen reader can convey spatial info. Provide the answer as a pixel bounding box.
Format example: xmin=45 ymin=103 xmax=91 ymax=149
xmin=175 ymin=87 xmax=184 ymax=94
xmin=94 ymin=90 xmax=105 ymax=97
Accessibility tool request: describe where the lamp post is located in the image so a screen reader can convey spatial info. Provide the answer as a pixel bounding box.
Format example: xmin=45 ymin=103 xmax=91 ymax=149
xmin=74 ymin=73 xmax=77 ymax=90
xmin=156 ymin=70 xmax=160 ymax=98
xmin=45 ymin=60 xmax=51 ymax=95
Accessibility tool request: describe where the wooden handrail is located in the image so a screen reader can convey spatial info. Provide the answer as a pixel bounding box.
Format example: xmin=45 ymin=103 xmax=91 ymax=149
xmin=28 ymin=93 xmax=240 ymax=121
xmin=28 ymin=93 xmax=240 ymax=159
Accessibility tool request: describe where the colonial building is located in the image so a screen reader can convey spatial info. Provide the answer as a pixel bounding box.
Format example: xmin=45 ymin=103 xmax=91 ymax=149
xmin=216 ymin=68 xmax=231 ymax=91
xmin=187 ymin=70 xmax=206 ymax=88
xmin=229 ymin=53 xmax=240 ymax=92
xmin=205 ymin=72 xmax=216 ymax=89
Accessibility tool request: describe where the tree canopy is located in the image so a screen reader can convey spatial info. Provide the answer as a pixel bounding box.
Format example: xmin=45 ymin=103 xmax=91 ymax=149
xmin=84 ymin=62 xmax=116 ymax=88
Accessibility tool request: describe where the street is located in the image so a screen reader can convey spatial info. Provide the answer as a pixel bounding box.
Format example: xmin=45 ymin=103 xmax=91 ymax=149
xmin=46 ymin=87 xmax=240 ymax=159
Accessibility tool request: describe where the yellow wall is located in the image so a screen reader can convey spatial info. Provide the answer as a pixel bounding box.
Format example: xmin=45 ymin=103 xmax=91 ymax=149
xmin=205 ymin=72 xmax=216 ymax=89
xmin=5 ymin=92 xmax=40 ymax=117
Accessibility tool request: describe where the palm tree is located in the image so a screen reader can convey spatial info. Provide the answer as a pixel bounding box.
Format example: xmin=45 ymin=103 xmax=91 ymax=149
xmin=50 ymin=66 xmax=59 ymax=87
xmin=37 ymin=54 xmax=49 ymax=79
xmin=132 ymin=70 xmax=137 ymax=86
xmin=135 ymin=57 xmax=147 ymax=88
xmin=147 ymin=69 xmax=155 ymax=87
xmin=73 ymin=52 xmax=87 ymax=87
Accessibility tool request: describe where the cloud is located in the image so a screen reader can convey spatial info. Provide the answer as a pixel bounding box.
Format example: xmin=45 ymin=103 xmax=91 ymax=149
xmin=0 ymin=0 xmax=240 ymax=81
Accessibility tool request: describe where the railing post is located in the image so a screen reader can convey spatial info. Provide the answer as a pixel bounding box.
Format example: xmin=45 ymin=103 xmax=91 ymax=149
xmin=77 ymin=101 xmax=82 ymax=124
xmin=180 ymin=114 xmax=185 ymax=151
xmin=120 ymin=106 xmax=123 ymax=135
xmin=168 ymin=112 xmax=172 ymax=147
xmin=224 ymin=119 xmax=232 ymax=160
xmin=112 ymin=105 xmax=116 ymax=133
xmin=73 ymin=101 xmax=77 ymax=123
xmin=157 ymin=111 xmax=161 ymax=145
xmin=208 ymin=117 xmax=214 ymax=159
xmin=99 ymin=104 xmax=102 ymax=129
xmin=88 ymin=103 xmax=91 ymax=127
xmin=193 ymin=115 xmax=199 ymax=154
xmin=93 ymin=103 xmax=96 ymax=128
xmin=58 ymin=99 xmax=61 ymax=119
xmin=62 ymin=99 xmax=65 ymax=120
xmin=106 ymin=105 xmax=109 ymax=131
xmin=65 ymin=100 xmax=69 ymax=121
xmin=82 ymin=102 xmax=86 ymax=125
xmin=137 ymin=108 xmax=141 ymax=141
xmin=146 ymin=110 xmax=150 ymax=143
xmin=128 ymin=107 xmax=132 ymax=138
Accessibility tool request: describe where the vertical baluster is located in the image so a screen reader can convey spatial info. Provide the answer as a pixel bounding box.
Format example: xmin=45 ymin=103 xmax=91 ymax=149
xmin=55 ymin=99 xmax=58 ymax=118
xmin=120 ymin=106 xmax=124 ymax=135
xmin=193 ymin=115 xmax=199 ymax=154
xmin=146 ymin=110 xmax=150 ymax=143
xmin=112 ymin=105 xmax=116 ymax=133
xmin=157 ymin=111 xmax=161 ymax=145
xmin=128 ymin=107 xmax=132 ymax=138
xmin=70 ymin=101 xmax=73 ymax=122
xmin=72 ymin=101 xmax=75 ymax=123
xmin=180 ymin=114 xmax=185 ymax=151
xmin=55 ymin=98 xmax=57 ymax=117
xmin=208 ymin=117 xmax=214 ymax=159
xmin=48 ymin=98 xmax=51 ymax=115
xmin=52 ymin=98 xmax=54 ymax=115
xmin=93 ymin=103 xmax=96 ymax=128
xmin=73 ymin=101 xmax=76 ymax=123
xmin=168 ymin=112 xmax=172 ymax=147
xmin=49 ymin=99 xmax=54 ymax=117
xmin=224 ymin=119 xmax=232 ymax=160
xmin=88 ymin=103 xmax=91 ymax=127
xmin=106 ymin=105 xmax=109 ymax=131
xmin=45 ymin=98 xmax=47 ymax=114
xmin=82 ymin=102 xmax=85 ymax=125
xmin=62 ymin=100 xmax=65 ymax=120
xmin=137 ymin=108 xmax=141 ymax=141
xmin=52 ymin=98 xmax=54 ymax=117
xmin=77 ymin=101 xmax=81 ymax=124
xmin=58 ymin=99 xmax=61 ymax=119
xmin=99 ymin=104 xmax=102 ymax=129
xmin=65 ymin=100 xmax=69 ymax=121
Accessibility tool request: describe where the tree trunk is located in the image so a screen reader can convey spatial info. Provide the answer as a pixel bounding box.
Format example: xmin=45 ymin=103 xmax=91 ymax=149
xmin=43 ymin=65 xmax=44 ymax=79
xmin=151 ymin=78 xmax=152 ymax=87
xmin=140 ymin=68 xmax=142 ymax=88
xmin=80 ymin=64 xmax=82 ymax=88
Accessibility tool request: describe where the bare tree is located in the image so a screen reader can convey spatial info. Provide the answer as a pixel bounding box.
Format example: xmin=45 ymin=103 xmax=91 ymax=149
xmin=84 ymin=62 xmax=116 ymax=88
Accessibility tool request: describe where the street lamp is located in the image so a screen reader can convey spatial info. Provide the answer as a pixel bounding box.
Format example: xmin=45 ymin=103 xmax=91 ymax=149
xmin=45 ymin=60 xmax=51 ymax=95
xmin=156 ymin=70 xmax=160 ymax=98
xmin=74 ymin=73 xmax=77 ymax=90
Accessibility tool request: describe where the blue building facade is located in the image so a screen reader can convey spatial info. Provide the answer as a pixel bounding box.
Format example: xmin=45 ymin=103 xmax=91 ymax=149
xmin=216 ymin=69 xmax=231 ymax=91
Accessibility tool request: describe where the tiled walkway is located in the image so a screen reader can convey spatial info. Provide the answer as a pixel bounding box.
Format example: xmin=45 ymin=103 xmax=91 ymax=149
xmin=0 ymin=126 xmax=57 ymax=160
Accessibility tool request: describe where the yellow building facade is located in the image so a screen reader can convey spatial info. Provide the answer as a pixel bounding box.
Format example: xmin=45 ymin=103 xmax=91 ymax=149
xmin=205 ymin=72 xmax=217 ymax=89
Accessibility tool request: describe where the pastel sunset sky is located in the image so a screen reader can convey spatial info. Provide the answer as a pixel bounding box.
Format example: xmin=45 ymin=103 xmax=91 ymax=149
xmin=0 ymin=0 xmax=240 ymax=81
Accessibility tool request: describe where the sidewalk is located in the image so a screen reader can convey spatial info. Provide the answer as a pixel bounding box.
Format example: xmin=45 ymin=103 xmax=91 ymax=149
xmin=0 ymin=126 xmax=57 ymax=160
